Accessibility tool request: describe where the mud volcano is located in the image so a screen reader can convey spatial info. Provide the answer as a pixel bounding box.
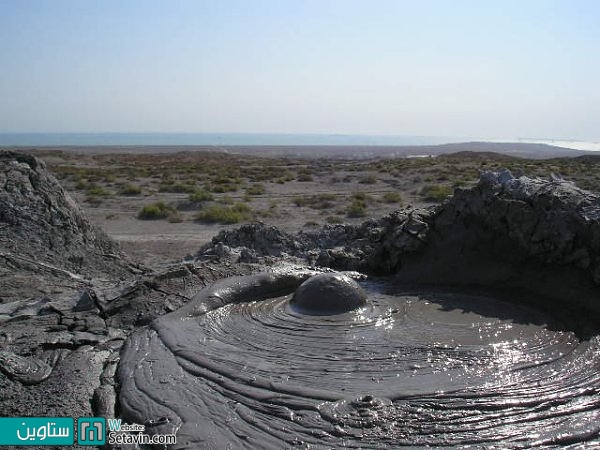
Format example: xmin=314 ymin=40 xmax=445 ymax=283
xmin=118 ymin=271 xmax=600 ymax=448
xmin=119 ymin=170 xmax=600 ymax=448
xmin=2 ymin=152 xmax=599 ymax=449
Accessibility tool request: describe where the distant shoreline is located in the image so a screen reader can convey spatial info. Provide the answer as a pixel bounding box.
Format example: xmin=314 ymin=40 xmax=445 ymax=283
xmin=1 ymin=132 xmax=598 ymax=151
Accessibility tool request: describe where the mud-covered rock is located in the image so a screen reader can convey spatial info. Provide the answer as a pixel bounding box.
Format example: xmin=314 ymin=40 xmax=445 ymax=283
xmin=0 ymin=151 xmax=138 ymax=303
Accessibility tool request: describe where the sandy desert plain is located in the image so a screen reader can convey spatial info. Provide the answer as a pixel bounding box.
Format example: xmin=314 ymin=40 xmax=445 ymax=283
xmin=24 ymin=144 xmax=600 ymax=266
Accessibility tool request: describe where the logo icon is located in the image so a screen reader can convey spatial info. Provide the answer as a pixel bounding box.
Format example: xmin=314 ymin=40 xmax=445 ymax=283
xmin=77 ymin=418 xmax=105 ymax=446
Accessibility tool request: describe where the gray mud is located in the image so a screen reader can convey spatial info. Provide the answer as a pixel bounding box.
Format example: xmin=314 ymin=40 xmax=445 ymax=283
xmin=118 ymin=277 xmax=600 ymax=449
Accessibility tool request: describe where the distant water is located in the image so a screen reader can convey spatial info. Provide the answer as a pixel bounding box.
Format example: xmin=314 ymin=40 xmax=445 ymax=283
xmin=0 ymin=133 xmax=468 ymax=147
xmin=519 ymin=139 xmax=600 ymax=152
xmin=1 ymin=133 xmax=598 ymax=152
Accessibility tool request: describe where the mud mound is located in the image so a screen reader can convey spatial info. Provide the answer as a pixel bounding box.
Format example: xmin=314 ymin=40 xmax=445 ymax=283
xmin=385 ymin=170 xmax=600 ymax=316
xmin=0 ymin=151 xmax=131 ymax=302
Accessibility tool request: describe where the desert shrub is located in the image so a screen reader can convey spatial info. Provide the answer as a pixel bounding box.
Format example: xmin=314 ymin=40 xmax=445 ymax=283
xmin=381 ymin=191 xmax=403 ymax=204
xmin=347 ymin=199 xmax=367 ymax=218
xmin=257 ymin=201 xmax=278 ymax=218
xmin=86 ymin=184 xmax=111 ymax=198
xmin=293 ymin=196 xmax=310 ymax=207
xmin=138 ymin=201 xmax=175 ymax=220
xmin=352 ymin=192 xmax=373 ymax=202
xmin=359 ymin=174 xmax=377 ymax=184
xmin=297 ymin=170 xmax=314 ymax=182
xmin=312 ymin=193 xmax=336 ymax=209
xmin=206 ymin=182 xmax=239 ymax=193
xmin=326 ymin=215 xmax=344 ymax=224
xmin=195 ymin=203 xmax=251 ymax=224
xmin=119 ymin=183 xmax=143 ymax=196
xmin=159 ymin=181 xmax=197 ymax=193
xmin=246 ymin=184 xmax=266 ymax=195
xmin=219 ymin=194 xmax=234 ymax=205
xmin=75 ymin=179 xmax=90 ymax=190
xmin=188 ymin=188 xmax=214 ymax=202
xmin=421 ymin=184 xmax=453 ymax=202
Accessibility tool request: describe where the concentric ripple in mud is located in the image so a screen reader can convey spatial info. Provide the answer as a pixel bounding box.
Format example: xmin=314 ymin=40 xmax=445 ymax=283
xmin=118 ymin=275 xmax=600 ymax=449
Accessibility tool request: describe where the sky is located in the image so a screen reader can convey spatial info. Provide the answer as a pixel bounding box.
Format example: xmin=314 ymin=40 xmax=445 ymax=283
xmin=0 ymin=0 xmax=598 ymax=141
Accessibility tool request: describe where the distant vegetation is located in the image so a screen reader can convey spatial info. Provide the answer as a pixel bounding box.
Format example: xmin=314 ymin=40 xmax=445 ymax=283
xmin=119 ymin=183 xmax=142 ymax=196
xmin=195 ymin=203 xmax=252 ymax=224
xmin=381 ymin=191 xmax=403 ymax=204
xmin=138 ymin=201 xmax=176 ymax=220
xmin=45 ymin=149 xmax=600 ymax=228
xmin=188 ymin=188 xmax=214 ymax=202
xmin=420 ymin=184 xmax=453 ymax=202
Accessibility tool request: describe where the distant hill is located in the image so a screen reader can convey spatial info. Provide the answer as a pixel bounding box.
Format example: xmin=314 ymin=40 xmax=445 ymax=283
xmin=224 ymin=141 xmax=592 ymax=159
xmin=436 ymin=150 xmax=518 ymax=161
xmin=8 ymin=141 xmax=595 ymax=159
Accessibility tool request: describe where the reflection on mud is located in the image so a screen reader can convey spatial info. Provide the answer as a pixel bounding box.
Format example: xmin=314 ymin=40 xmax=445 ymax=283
xmin=119 ymin=279 xmax=600 ymax=449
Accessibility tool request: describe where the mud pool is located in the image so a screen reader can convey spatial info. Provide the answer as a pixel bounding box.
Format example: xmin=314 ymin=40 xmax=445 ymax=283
xmin=118 ymin=275 xmax=600 ymax=449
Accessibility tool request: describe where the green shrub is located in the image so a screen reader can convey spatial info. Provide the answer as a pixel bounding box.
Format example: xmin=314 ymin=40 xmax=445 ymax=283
xmin=119 ymin=183 xmax=142 ymax=196
xmin=195 ymin=203 xmax=251 ymax=224
xmin=381 ymin=192 xmax=403 ymax=204
xmin=137 ymin=201 xmax=175 ymax=220
xmin=188 ymin=188 xmax=214 ymax=202
xmin=75 ymin=179 xmax=89 ymax=190
xmin=159 ymin=182 xmax=197 ymax=193
xmin=219 ymin=194 xmax=234 ymax=205
xmin=421 ymin=184 xmax=453 ymax=202
xmin=246 ymin=184 xmax=266 ymax=195
xmin=347 ymin=199 xmax=367 ymax=218
xmin=352 ymin=192 xmax=372 ymax=202
xmin=206 ymin=183 xmax=239 ymax=193
xmin=85 ymin=184 xmax=111 ymax=198
xmin=297 ymin=173 xmax=313 ymax=182
xmin=359 ymin=174 xmax=377 ymax=184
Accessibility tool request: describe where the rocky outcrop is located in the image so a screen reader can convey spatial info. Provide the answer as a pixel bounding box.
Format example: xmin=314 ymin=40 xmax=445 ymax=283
xmin=0 ymin=152 xmax=258 ymax=427
xmin=0 ymin=151 xmax=137 ymax=303
xmin=198 ymin=212 xmax=428 ymax=271
xmin=388 ymin=170 xmax=600 ymax=315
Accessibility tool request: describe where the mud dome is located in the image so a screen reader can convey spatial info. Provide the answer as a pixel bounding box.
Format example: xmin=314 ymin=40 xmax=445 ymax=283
xmin=118 ymin=274 xmax=600 ymax=449
xmin=290 ymin=272 xmax=367 ymax=315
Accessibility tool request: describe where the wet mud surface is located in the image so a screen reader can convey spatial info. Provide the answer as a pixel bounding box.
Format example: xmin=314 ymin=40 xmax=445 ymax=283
xmin=118 ymin=276 xmax=600 ymax=449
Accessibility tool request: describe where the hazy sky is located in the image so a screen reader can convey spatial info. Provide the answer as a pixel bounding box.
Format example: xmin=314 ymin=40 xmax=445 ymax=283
xmin=0 ymin=0 xmax=598 ymax=140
